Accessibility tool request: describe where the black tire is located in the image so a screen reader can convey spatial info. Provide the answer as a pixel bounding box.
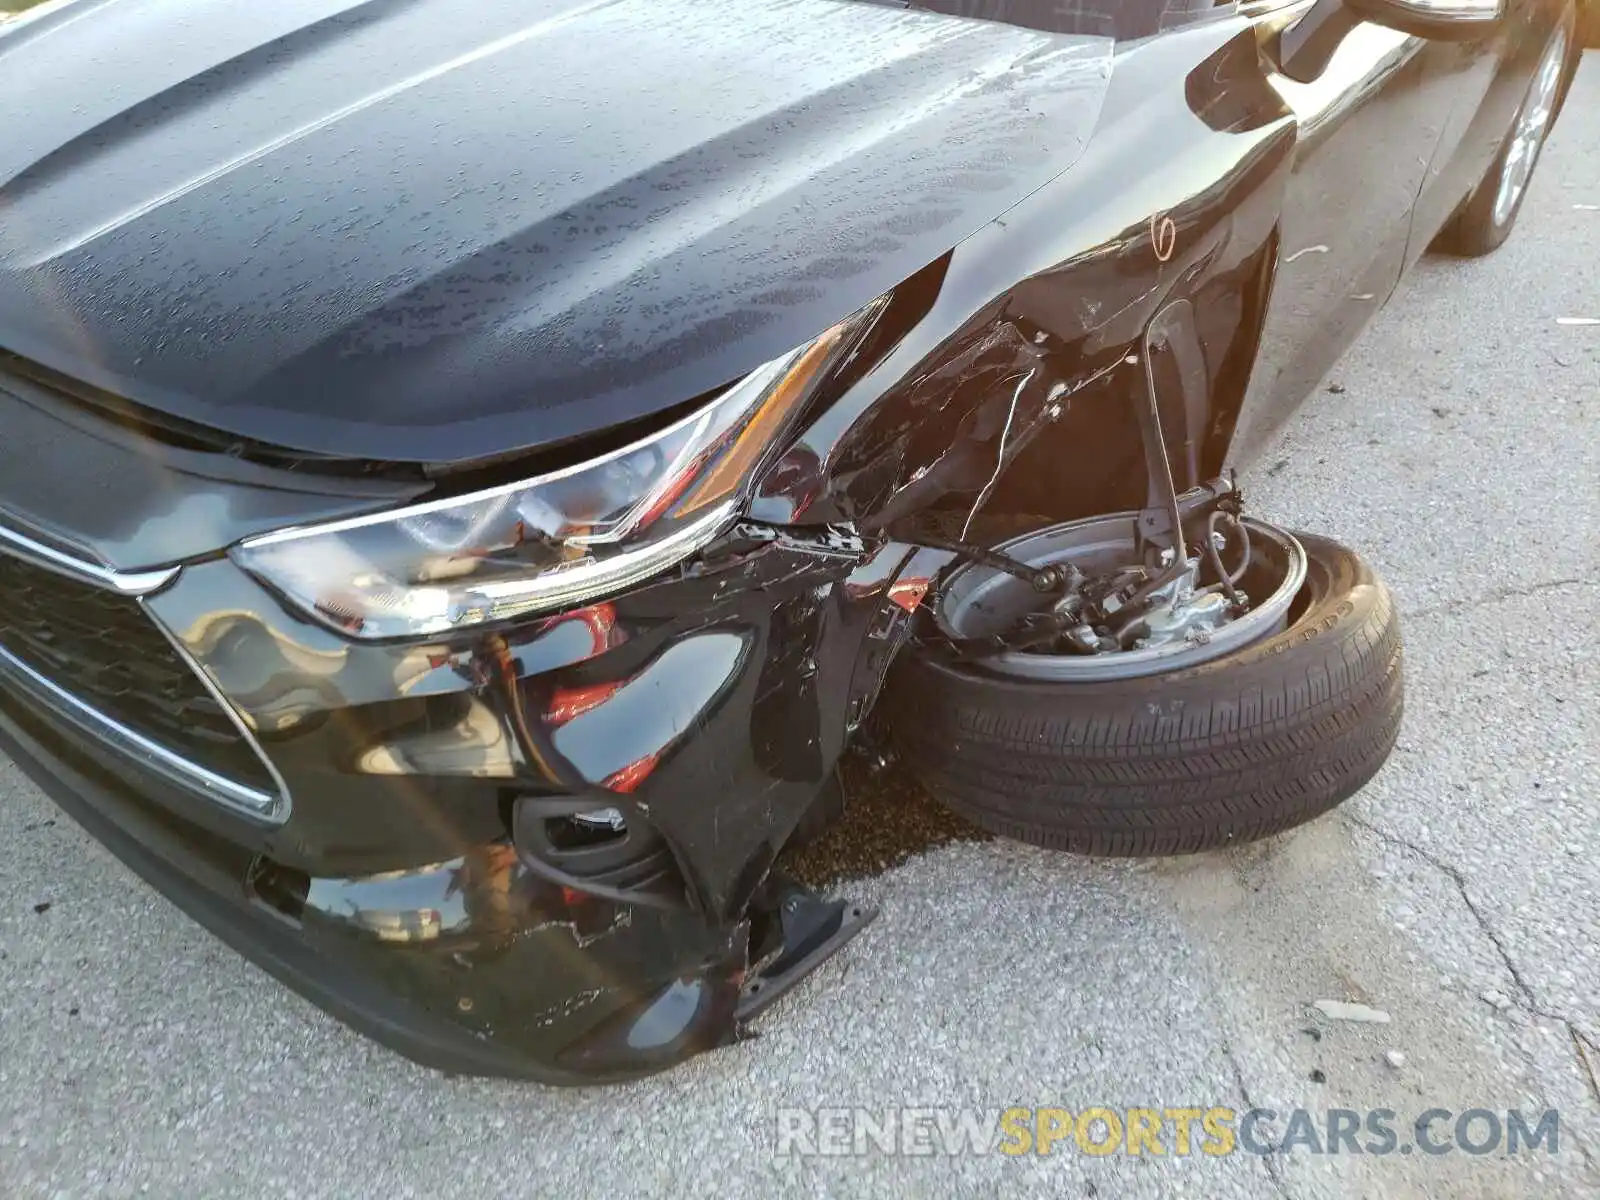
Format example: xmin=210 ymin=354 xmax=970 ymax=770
xmin=885 ymin=534 xmax=1402 ymax=857
xmin=1434 ymin=2 xmax=1578 ymax=258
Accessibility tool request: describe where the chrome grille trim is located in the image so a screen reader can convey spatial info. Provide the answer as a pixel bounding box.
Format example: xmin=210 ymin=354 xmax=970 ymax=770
xmin=146 ymin=609 xmax=293 ymax=824
xmin=0 ymin=632 xmax=286 ymax=821
xmin=0 ymin=517 xmax=177 ymax=597
xmin=0 ymin=518 xmax=290 ymax=823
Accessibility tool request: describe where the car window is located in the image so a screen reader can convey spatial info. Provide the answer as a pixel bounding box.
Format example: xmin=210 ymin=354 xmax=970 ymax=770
xmin=886 ymin=0 xmax=1237 ymax=42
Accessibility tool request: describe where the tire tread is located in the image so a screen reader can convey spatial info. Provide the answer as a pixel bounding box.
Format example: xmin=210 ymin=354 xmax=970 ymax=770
xmin=886 ymin=535 xmax=1403 ymax=856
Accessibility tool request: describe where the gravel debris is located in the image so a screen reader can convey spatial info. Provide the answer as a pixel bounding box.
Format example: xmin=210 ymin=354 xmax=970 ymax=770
xmin=1312 ymin=1001 xmax=1393 ymax=1025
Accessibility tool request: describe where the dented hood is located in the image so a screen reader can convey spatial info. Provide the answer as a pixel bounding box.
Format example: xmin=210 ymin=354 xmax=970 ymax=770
xmin=0 ymin=0 xmax=1112 ymax=465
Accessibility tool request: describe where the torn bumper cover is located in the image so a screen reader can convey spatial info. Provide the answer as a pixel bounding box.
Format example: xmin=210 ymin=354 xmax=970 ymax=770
xmin=0 ymin=521 xmax=903 ymax=1082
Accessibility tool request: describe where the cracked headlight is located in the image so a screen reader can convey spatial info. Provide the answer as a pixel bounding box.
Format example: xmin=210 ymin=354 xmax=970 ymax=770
xmin=232 ymin=308 xmax=876 ymax=640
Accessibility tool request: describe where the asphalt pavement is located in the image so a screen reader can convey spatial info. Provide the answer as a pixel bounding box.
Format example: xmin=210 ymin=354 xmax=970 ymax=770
xmin=2 ymin=56 xmax=1597 ymax=1200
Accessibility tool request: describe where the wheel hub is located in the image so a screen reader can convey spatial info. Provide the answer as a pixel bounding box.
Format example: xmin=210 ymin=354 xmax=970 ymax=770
xmin=934 ymin=511 xmax=1307 ymax=681
xmin=1133 ymin=560 xmax=1233 ymax=651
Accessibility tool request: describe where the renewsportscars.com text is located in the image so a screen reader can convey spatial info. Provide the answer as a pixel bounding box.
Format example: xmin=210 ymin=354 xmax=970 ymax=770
xmin=775 ymin=1106 xmax=1561 ymax=1159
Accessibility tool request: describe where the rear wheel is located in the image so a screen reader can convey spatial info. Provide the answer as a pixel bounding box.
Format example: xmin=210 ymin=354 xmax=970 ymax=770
xmin=1434 ymin=6 xmax=1576 ymax=257
xmin=886 ymin=533 xmax=1402 ymax=857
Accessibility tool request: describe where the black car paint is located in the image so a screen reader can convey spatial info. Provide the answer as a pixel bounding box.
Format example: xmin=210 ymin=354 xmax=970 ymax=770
xmin=0 ymin=0 xmax=1567 ymax=1079
xmin=0 ymin=0 xmax=1117 ymax=467
xmin=0 ymin=366 xmax=428 ymax=566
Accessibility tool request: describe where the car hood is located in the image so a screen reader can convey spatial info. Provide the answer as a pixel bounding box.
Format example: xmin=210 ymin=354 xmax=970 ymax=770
xmin=0 ymin=0 xmax=1112 ymax=465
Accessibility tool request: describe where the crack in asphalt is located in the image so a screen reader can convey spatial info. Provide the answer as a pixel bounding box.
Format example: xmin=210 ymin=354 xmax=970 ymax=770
xmin=1344 ymin=813 xmax=1600 ymax=1171
xmin=1343 ymin=813 xmax=1537 ymax=1008
xmin=1573 ymin=1027 xmax=1600 ymax=1108
xmin=1404 ymin=576 xmax=1589 ymax=623
xmin=1223 ymin=1046 xmax=1295 ymax=1200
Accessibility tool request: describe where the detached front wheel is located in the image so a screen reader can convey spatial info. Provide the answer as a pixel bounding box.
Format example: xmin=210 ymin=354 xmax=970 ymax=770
xmin=886 ymin=530 xmax=1403 ymax=857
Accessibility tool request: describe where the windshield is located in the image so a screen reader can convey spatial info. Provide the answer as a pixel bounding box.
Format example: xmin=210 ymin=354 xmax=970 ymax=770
xmin=893 ymin=0 xmax=1230 ymax=42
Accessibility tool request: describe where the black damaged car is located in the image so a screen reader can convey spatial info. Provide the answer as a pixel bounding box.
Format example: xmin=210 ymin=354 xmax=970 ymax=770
xmin=0 ymin=0 xmax=1582 ymax=1082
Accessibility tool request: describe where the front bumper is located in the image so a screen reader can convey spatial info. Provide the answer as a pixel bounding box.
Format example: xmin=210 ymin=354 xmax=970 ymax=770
xmin=0 ymin=695 xmax=706 ymax=1082
xmin=0 ymin=522 xmax=909 ymax=1080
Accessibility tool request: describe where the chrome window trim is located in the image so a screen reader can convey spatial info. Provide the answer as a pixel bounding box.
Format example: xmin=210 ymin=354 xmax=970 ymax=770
xmin=0 ymin=518 xmax=178 ymax=596
xmin=1382 ymin=0 xmax=1502 ymax=18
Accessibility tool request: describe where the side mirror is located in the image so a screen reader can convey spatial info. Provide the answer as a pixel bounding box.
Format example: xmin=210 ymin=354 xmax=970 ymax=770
xmin=1278 ymin=0 xmax=1503 ymax=84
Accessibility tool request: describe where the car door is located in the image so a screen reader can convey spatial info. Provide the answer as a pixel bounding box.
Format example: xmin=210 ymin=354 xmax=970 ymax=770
xmin=1409 ymin=0 xmax=1561 ymax=254
xmin=1229 ymin=0 xmax=1456 ymax=458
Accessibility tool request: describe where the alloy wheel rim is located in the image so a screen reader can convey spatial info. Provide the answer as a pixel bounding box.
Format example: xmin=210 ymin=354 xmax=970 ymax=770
xmin=1493 ymin=24 xmax=1568 ymax=228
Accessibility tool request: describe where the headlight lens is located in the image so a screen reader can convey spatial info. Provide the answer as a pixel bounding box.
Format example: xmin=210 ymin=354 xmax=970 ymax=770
xmin=232 ymin=308 xmax=876 ymax=640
